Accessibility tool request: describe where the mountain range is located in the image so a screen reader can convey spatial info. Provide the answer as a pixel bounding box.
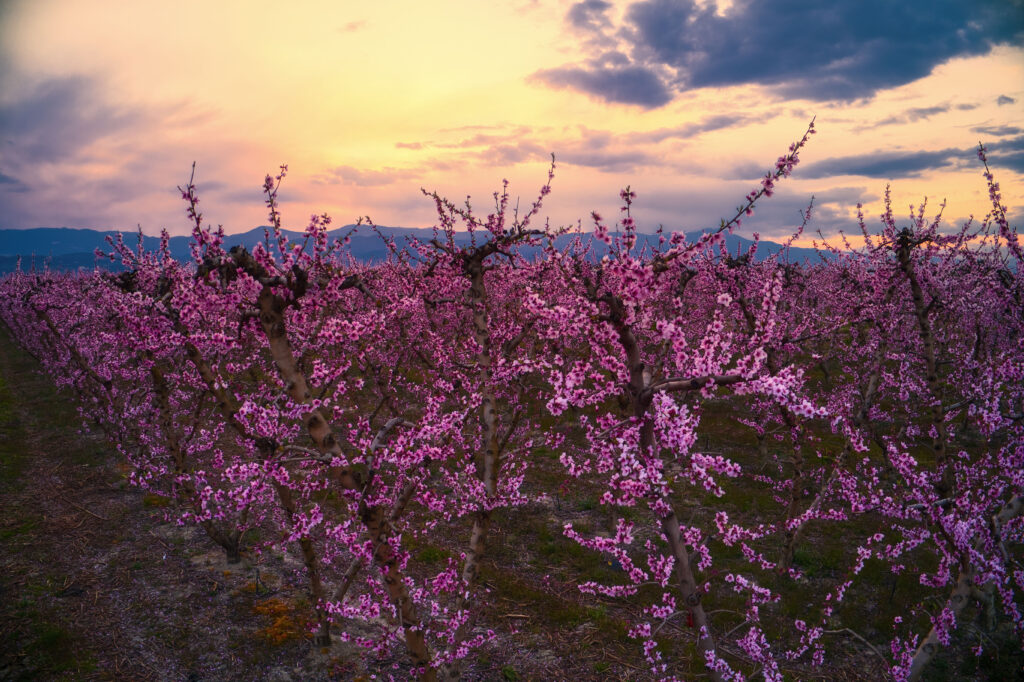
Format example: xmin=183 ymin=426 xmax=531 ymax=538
xmin=0 ymin=226 xmax=832 ymax=274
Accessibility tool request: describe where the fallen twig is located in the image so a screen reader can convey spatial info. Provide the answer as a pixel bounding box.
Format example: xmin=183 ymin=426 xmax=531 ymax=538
xmin=823 ymin=627 xmax=890 ymax=676
xmin=51 ymin=488 xmax=110 ymax=521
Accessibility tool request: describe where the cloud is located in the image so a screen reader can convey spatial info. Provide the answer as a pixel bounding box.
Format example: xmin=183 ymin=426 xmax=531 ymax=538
xmin=406 ymin=117 xmax=752 ymax=175
xmin=986 ymin=134 xmax=1024 ymax=173
xmin=738 ymin=191 xmax=865 ymax=241
xmin=338 ymin=20 xmax=366 ymax=33
xmin=425 ymin=140 xmax=550 ymax=169
xmin=0 ymin=75 xmax=141 ymax=164
xmin=567 ymin=0 xmax=614 ymax=32
xmin=989 ymin=135 xmax=1024 ymax=152
xmin=455 ymin=124 xmax=654 ymax=172
xmin=0 ymin=171 xmax=28 ymax=193
xmin=801 ymin=147 xmax=973 ymax=178
xmin=855 ymin=102 xmax=982 ymax=131
xmin=973 ymin=124 xmax=1023 ymax=137
xmin=628 ymin=113 xmax=764 ymax=143
xmin=218 ymin=186 xmax=269 ymax=205
xmin=396 ymin=122 xmax=663 ymax=174
xmin=483 ymin=142 xmax=549 ymax=165
xmin=433 ymin=131 xmax=527 ymax=149
xmin=405 ymin=126 xmax=537 ymax=152
xmin=802 ymin=144 xmax=995 ymax=179
xmin=530 ymin=63 xmax=672 ymax=107
xmin=0 ymin=72 xmax=271 ymax=231
xmin=990 ymin=152 xmax=1024 ymax=174
xmin=319 ymin=165 xmax=415 ymax=187
xmin=599 ymin=183 xmax=860 ymax=241
xmin=873 ymin=105 xmax=950 ymax=127
xmin=1006 ymin=209 xmax=1024 ymax=229
xmin=632 ymin=0 xmax=1023 ymax=100
xmin=559 ymin=148 xmax=654 ymax=172
xmin=997 ymin=94 xmax=1017 ymax=105
xmin=730 ymin=161 xmax=772 ymax=181
xmin=536 ymin=0 xmax=1024 ymax=107
xmin=438 ymin=124 xmax=508 ymax=133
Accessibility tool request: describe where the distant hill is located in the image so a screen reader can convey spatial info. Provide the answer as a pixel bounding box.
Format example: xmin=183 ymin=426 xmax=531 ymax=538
xmin=0 ymin=225 xmax=832 ymax=274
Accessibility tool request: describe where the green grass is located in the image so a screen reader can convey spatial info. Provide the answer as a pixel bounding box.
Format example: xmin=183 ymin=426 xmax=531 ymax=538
xmin=0 ymin=367 xmax=28 ymax=487
xmin=142 ymin=492 xmax=173 ymax=507
xmin=0 ymin=329 xmax=105 ymax=679
xmin=23 ymin=621 xmax=93 ymax=677
xmin=415 ymin=545 xmax=448 ymax=564
xmin=5 ymin=593 xmax=97 ymax=679
xmin=0 ymin=517 xmax=39 ymax=540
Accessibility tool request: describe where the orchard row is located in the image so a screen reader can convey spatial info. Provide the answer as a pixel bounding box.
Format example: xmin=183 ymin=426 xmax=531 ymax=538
xmin=1 ymin=127 xmax=1021 ymax=681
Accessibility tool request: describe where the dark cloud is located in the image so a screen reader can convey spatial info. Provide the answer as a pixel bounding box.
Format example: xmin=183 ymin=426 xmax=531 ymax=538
xmin=973 ymin=124 xmax=1023 ymax=137
xmin=632 ymin=0 xmax=1022 ymax=100
xmin=0 ymin=75 xmax=141 ymax=164
xmin=857 ymin=103 xmax=983 ymax=131
xmin=538 ymin=0 xmax=1024 ymax=107
xmin=997 ymin=94 xmax=1017 ymax=105
xmin=567 ymin=0 xmax=614 ymax=32
xmin=1005 ymin=210 xmax=1024 ymax=230
xmin=192 ymin=179 xmax=228 ymax=194
xmin=986 ymin=134 xmax=1024 ymax=173
xmin=730 ymin=161 xmax=771 ymax=181
xmin=989 ymin=151 xmax=1024 ymax=173
xmin=801 ymin=147 xmax=971 ymax=178
xmin=0 ymin=171 xmax=28 ymax=193
xmin=874 ymin=105 xmax=950 ymax=126
xmin=530 ymin=63 xmax=672 ymax=107
xmin=989 ymin=134 xmax=1024 ymax=152
xmin=593 ymin=50 xmax=631 ymax=67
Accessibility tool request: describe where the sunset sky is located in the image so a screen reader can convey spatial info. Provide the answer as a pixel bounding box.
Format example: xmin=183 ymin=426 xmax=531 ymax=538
xmin=1 ymin=0 xmax=1022 ymax=243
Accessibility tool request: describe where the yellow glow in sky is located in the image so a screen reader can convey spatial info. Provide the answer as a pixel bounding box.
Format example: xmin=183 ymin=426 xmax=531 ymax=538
xmin=1 ymin=0 xmax=1021 ymax=243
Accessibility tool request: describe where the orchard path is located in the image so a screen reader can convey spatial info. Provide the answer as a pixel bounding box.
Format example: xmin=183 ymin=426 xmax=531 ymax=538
xmin=0 ymin=329 xmax=352 ymax=682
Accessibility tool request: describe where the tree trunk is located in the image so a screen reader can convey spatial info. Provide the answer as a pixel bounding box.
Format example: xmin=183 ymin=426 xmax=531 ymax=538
xmin=907 ymin=495 xmax=1023 ymax=680
xmin=779 ymin=334 xmax=886 ymax=571
xmin=440 ymin=260 xmax=500 ymax=681
xmin=896 ymin=242 xmax=952 ymax=497
xmin=255 ymin=286 xmax=434 ymax=675
xmin=608 ymin=297 xmax=726 ymax=682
